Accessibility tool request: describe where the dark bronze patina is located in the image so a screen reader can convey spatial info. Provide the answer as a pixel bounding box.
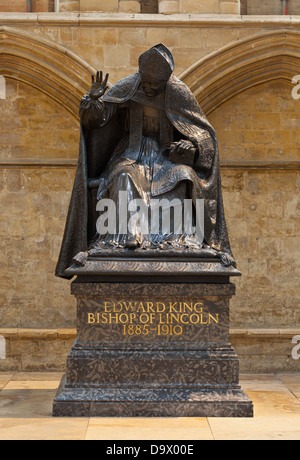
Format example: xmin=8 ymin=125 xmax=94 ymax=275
xmin=55 ymin=44 xmax=235 ymax=278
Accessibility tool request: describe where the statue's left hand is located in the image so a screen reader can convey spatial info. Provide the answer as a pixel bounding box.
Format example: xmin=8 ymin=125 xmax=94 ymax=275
xmin=89 ymin=71 xmax=109 ymax=100
xmin=168 ymin=140 xmax=196 ymax=166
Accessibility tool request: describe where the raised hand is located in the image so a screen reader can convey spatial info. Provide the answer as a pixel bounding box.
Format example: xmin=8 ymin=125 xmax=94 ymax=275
xmin=89 ymin=71 xmax=109 ymax=100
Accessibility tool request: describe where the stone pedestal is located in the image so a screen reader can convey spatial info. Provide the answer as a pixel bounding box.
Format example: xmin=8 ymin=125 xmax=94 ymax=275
xmin=53 ymin=256 xmax=253 ymax=417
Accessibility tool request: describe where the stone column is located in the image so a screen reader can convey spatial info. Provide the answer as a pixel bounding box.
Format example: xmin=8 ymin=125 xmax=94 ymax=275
xmin=240 ymin=0 xmax=247 ymax=14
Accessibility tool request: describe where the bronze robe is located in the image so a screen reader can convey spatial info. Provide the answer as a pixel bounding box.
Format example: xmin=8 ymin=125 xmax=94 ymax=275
xmin=55 ymin=73 xmax=234 ymax=278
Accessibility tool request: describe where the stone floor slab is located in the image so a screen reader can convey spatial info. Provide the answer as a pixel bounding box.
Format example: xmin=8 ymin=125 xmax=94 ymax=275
xmin=278 ymin=373 xmax=300 ymax=399
xmin=0 ymin=389 xmax=57 ymax=418
xmin=0 ymin=418 xmax=89 ymax=440
xmin=0 ymin=372 xmax=300 ymax=440
xmin=85 ymin=417 xmax=214 ymax=440
xmin=207 ymin=415 xmax=300 ymax=440
xmin=0 ymin=374 xmax=13 ymax=390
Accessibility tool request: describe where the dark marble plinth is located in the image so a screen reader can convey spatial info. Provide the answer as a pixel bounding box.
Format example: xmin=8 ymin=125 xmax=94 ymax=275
xmin=53 ymin=258 xmax=253 ymax=417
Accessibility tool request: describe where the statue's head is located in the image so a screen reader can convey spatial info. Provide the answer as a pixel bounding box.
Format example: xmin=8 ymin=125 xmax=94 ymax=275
xmin=138 ymin=44 xmax=174 ymax=97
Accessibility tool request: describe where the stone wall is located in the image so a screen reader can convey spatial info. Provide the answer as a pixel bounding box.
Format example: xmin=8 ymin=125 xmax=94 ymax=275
xmin=0 ymin=13 xmax=299 ymax=372
xmin=79 ymin=0 xmax=240 ymax=14
xmin=58 ymin=0 xmax=79 ymax=12
xmin=0 ymin=0 xmax=240 ymax=14
xmin=78 ymin=0 xmax=240 ymax=14
xmin=247 ymin=0 xmax=282 ymax=15
xmin=0 ymin=0 xmax=53 ymax=12
xmin=209 ymin=80 xmax=299 ymax=330
xmin=247 ymin=0 xmax=300 ymax=16
xmin=6 ymin=0 xmax=300 ymax=15
xmin=0 ymin=79 xmax=78 ymax=330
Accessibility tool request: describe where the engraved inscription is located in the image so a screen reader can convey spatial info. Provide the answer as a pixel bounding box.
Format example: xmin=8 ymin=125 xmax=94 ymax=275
xmin=86 ymin=300 xmax=220 ymax=337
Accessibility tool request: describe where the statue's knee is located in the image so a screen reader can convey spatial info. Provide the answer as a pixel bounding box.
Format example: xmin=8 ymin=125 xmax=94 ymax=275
xmin=118 ymin=171 xmax=131 ymax=186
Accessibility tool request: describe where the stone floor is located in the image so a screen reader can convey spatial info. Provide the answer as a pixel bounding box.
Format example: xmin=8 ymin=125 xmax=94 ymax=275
xmin=0 ymin=372 xmax=299 ymax=440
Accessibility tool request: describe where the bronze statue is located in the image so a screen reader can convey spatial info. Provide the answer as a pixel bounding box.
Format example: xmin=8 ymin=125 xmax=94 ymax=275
xmin=55 ymin=44 xmax=235 ymax=279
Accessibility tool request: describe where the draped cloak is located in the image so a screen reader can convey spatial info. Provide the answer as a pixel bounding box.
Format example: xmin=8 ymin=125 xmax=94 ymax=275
xmin=55 ymin=72 xmax=235 ymax=279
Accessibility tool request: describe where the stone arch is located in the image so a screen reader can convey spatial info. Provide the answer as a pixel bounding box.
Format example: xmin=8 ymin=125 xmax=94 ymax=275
xmin=179 ymin=30 xmax=300 ymax=114
xmin=0 ymin=26 xmax=96 ymax=119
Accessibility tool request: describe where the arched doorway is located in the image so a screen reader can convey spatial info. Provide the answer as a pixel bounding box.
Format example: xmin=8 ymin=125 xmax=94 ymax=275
xmin=180 ymin=30 xmax=300 ymax=114
xmin=0 ymin=27 xmax=97 ymax=330
xmin=0 ymin=25 xmax=96 ymax=118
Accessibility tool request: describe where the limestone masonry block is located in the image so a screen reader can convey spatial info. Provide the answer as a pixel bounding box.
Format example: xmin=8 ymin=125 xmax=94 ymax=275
xmin=119 ymin=0 xmax=140 ymax=13
xmin=59 ymin=1 xmax=80 ymax=12
xmin=80 ymin=0 xmax=119 ymax=12
xmin=32 ymin=0 xmax=50 ymax=11
xmin=159 ymin=0 xmax=180 ymax=15
xmin=220 ymin=1 xmax=240 ymax=14
xmin=0 ymin=0 xmax=27 ymax=12
xmin=180 ymin=0 xmax=220 ymax=14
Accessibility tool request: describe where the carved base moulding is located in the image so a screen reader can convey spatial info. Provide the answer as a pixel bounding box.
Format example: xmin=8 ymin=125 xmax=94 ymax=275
xmin=52 ymin=258 xmax=253 ymax=417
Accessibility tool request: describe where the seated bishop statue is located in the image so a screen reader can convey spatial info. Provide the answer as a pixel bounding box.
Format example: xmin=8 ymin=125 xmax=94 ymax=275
xmin=55 ymin=44 xmax=235 ymax=279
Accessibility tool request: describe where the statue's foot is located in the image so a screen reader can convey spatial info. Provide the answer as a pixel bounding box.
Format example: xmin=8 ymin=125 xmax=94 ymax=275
xmin=125 ymin=235 xmax=140 ymax=249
